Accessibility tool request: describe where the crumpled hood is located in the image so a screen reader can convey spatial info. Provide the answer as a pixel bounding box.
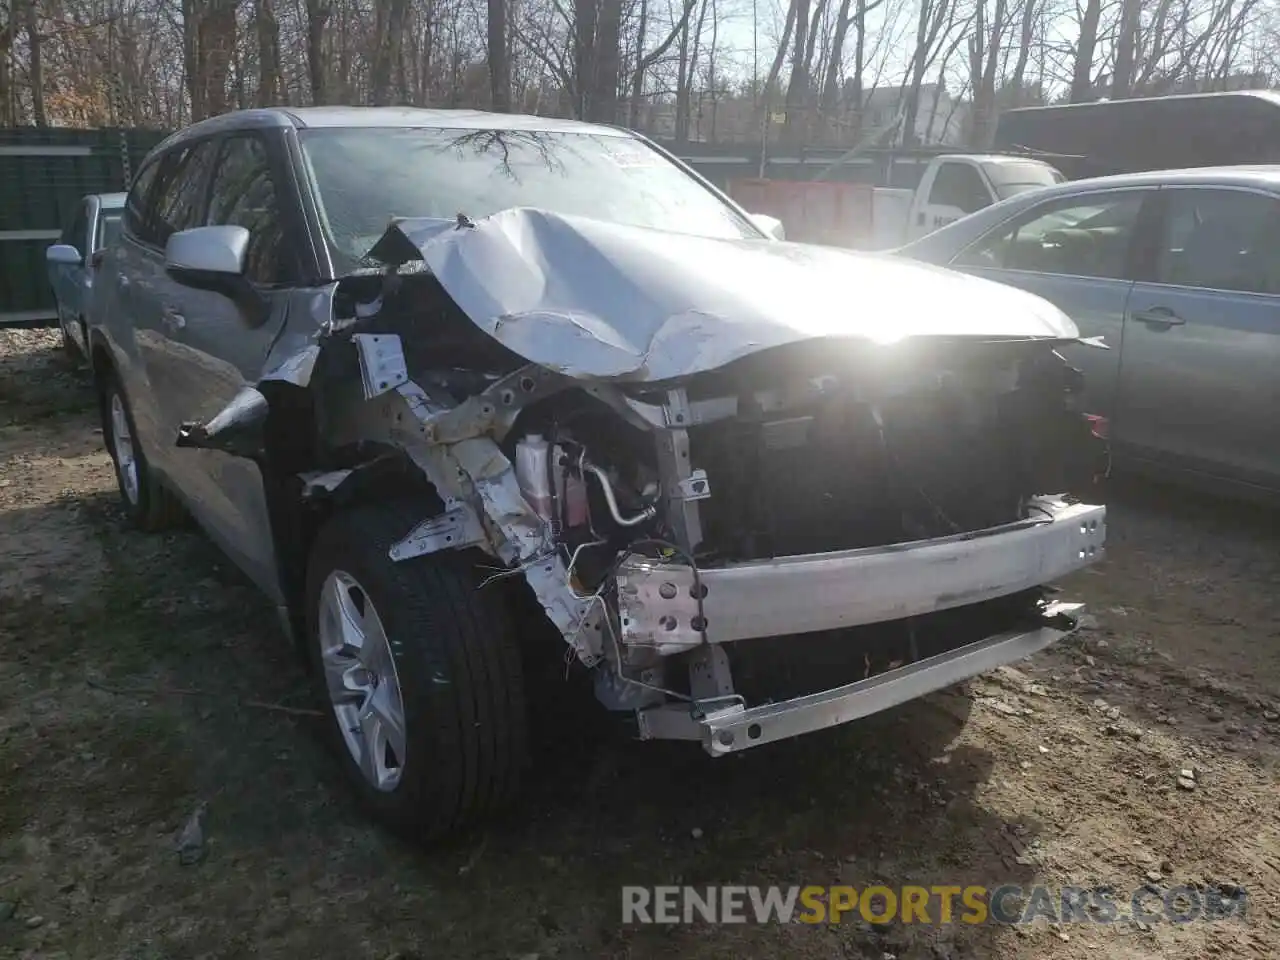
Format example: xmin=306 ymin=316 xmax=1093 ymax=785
xmin=374 ymin=208 xmax=1079 ymax=382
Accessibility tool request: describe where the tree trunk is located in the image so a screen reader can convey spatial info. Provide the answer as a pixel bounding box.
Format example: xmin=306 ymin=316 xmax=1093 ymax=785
xmin=24 ymin=0 xmax=46 ymax=125
xmin=590 ymin=0 xmax=621 ymax=121
xmin=255 ymin=0 xmax=280 ymax=106
xmin=849 ymin=0 xmax=869 ymax=133
xmin=1008 ymin=0 xmax=1037 ymax=100
xmin=674 ymin=3 xmax=691 ymax=142
xmin=1070 ymin=0 xmax=1101 ymax=101
xmin=801 ymin=0 xmax=827 ymax=85
xmin=196 ymin=0 xmax=238 ymax=119
xmin=487 ymin=0 xmax=510 ymax=110
xmin=763 ymin=0 xmax=796 ymax=119
xmin=0 ymin=16 xmax=12 ymax=127
xmin=627 ymin=0 xmax=647 ymax=125
xmin=371 ymin=0 xmax=409 ymax=104
xmin=783 ymin=0 xmax=810 ymax=139
xmin=1110 ymin=0 xmax=1141 ymax=98
xmin=306 ymin=0 xmax=331 ymax=104
xmin=902 ymin=0 xmax=937 ymax=144
xmin=818 ymin=0 xmax=854 ymax=121
xmin=573 ymin=0 xmax=597 ymax=118
xmin=183 ymin=0 xmax=201 ymax=119
xmin=967 ymin=0 xmax=1006 ymax=147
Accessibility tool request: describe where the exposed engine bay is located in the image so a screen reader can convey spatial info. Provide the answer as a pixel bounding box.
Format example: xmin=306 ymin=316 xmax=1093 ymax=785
xmin=188 ymin=210 xmax=1109 ymax=754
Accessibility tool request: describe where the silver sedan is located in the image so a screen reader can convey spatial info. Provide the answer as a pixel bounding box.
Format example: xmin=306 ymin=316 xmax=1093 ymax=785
xmin=898 ymin=166 xmax=1280 ymax=498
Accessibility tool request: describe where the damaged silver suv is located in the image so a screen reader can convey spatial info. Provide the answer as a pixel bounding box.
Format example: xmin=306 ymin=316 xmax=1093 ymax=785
xmin=88 ymin=106 xmax=1107 ymax=841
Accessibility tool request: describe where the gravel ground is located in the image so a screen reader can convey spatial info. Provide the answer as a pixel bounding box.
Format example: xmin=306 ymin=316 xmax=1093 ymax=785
xmin=1 ymin=327 xmax=1277 ymax=960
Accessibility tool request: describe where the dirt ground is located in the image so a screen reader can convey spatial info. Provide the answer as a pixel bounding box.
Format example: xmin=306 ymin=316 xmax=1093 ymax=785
xmin=1 ymin=327 xmax=1277 ymax=960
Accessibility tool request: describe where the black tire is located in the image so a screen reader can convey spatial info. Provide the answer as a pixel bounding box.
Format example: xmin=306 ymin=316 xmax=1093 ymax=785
xmin=99 ymin=368 xmax=186 ymax=531
xmin=304 ymin=501 xmax=528 ymax=842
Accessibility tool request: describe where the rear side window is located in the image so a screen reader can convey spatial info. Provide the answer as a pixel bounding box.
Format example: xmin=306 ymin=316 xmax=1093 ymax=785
xmin=928 ymin=163 xmax=991 ymax=214
xmin=1155 ymin=189 xmax=1280 ymax=294
xmin=204 ymin=135 xmax=288 ymax=285
xmin=954 ymin=191 xmax=1146 ymax=279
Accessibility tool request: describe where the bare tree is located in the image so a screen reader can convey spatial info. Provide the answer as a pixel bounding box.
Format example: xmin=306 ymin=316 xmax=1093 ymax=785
xmin=1069 ymin=0 xmax=1102 ymax=100
xmin=967 ymin=0 xmax=1009 ymax=144
xmin=901 ymin=0 xmax=960 ymax=144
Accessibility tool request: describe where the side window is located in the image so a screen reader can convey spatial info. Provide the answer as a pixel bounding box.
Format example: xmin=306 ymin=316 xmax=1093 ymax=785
xmin=147 ymin=139 xmax=220 ymax=248
xmin=954 ymin=191 xmax=1146 ymax=280
xmin=61 ymin=201 xmax=89 ymax=251
xmin=123 ymin=158 xmax=160 ymax=242
xmin=928 ymin=163 xmax=991 ymax=214
xmin=1155 ymin=189 xmax=1280 ymax=294
xmin=205 ymin=135 xmax=288 ymax=285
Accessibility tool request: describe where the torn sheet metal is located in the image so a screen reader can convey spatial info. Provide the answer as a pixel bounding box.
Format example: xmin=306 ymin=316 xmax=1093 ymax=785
xmin=369 ymin=208 xmax=1081 ymax=383
xmin=388 ymin=504 xmax=487 ymax=561
xmin=300 ymin=469 xmax=354 ymax=497
xmin=417 ymin=363 xmax=570 ymax=444
xmin=369 ymin=367 xmax=605 ymax=665
xmin=176 ymin=386 xmax=269 ymax=456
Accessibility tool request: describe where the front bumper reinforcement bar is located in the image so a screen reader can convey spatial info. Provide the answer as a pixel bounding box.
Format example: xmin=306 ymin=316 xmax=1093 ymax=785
xmin=635 ymin=601 xmax=1084 ymax=755
xmin=617 ymin=498 xmax=1105 ymax=655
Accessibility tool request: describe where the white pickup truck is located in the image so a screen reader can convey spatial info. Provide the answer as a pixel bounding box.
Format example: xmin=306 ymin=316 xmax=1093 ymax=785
xmin=729 ymin=154 xmax=1064 ymax=250
xmin=872 ymin=154 xmax=1065 ymax=247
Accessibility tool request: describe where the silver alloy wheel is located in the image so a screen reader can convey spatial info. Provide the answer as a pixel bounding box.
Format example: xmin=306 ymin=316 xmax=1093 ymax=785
xmin=317 ymin=570 xmax=408 ymax=792
xmin=109 ymin=391 xmax=140 ymax=506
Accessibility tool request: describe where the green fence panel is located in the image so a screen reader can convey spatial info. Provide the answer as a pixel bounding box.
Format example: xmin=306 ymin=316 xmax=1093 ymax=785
xmin=0 ymin=127 xmax=170 ymax=324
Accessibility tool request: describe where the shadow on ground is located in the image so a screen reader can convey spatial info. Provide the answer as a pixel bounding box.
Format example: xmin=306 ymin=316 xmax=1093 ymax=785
xmin=0 ymin=483 xmax=1038 ymax=960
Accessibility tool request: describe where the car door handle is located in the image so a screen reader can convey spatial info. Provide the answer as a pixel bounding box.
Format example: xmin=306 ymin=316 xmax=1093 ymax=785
xmin=161 ymin=308 xmax=186 ymax=332
xmin=1131 ymin=307 xmax=1185 ymax=328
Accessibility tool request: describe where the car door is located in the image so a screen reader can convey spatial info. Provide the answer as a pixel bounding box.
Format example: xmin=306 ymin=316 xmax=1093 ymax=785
xmin=148 ymin=132 xmax=301 ymax=603
xmin=101 ymin=149 xmax=187 ymax=470
xmin=914 ymin=161 xmax=993 ymax=238
xmin=948 ymin=188 xmax=1154 ymax=426
xmin=1116 ymin=186 xmax=1280 ymax=488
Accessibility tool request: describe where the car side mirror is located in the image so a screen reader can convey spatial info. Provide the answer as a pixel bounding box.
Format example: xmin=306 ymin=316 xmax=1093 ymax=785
xmin=47 ymin=243 xmax=83 ymax=266
xmin=749 ymin=213 xmax=786 ymax=241
xmin=165 ymin=225 xmax=249 ymax=284
xmin=165 ymin=225 xmax=267 ymax=325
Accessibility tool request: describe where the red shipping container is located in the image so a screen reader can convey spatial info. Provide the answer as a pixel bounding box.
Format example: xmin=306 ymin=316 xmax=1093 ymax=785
xmin=727 ymin=178 xmax=876 ymax=248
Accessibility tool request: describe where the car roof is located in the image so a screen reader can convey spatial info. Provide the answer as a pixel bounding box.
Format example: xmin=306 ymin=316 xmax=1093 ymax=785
xmin=156 ymin=106 xmax=631 ymax=152
xmin=1016 ymin=164 xmax=1280 ymax=197
xmin=944 ymin=154 xmax=1055 ymax=165
xmin=897 ymin=164 xmax=1280 ymax=260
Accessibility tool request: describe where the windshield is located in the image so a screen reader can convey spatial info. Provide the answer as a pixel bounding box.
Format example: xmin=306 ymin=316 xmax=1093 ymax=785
xmin=994 ymin=182 xmax=1052 ymax=200
xmin=299 ymin=127 xmax=759 ymax=270
xmin=983 ymin=161 xmax=1060 ymax=201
